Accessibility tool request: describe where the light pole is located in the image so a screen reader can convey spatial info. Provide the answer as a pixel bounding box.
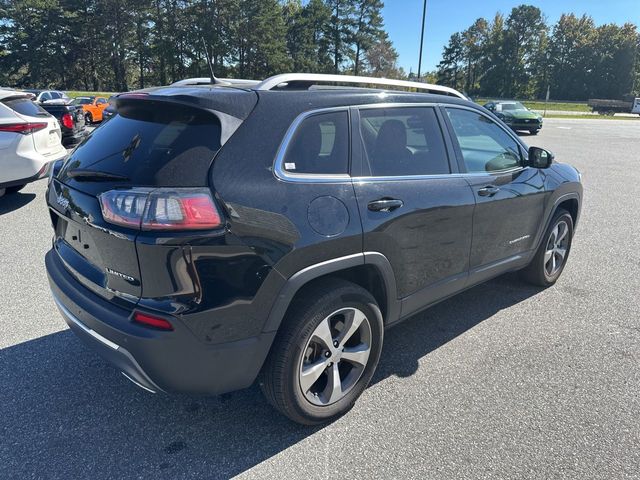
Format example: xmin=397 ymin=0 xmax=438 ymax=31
xmin=417 ymin=0 xmax=427 ymax=80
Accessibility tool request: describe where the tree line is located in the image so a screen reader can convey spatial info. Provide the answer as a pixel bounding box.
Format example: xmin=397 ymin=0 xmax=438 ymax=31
xmin=1 ymin=1 xmax=638 ymax=101
xmin=0 ymin=0 xmax=404 ymax=92
xmin=434 ymin=5 xmax=640 ymax=100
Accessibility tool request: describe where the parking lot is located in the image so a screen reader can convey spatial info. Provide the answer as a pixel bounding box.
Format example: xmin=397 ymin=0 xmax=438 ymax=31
xmin=1 ymin=118 xmax=638 ymax=479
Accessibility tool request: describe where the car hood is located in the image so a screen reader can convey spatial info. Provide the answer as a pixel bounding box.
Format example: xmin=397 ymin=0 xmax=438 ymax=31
xmin=503 ymin=109 xmax=539 ymax=119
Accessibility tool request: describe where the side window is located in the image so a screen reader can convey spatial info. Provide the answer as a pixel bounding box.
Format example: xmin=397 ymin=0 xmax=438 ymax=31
xmin=50 ymin=92 xmax=62 ymax=99
xmin=445 ymin=108 xmax=521 ymax=173
xmin=97 ymin=98 xmax=107 ymax=105
xmin=358 ymin=107 xmax=449 ymax=176
xmin=40 ymin=92 xmax=52 ymax=101
xmin=282 ymin=111 xmax=349 ymax=175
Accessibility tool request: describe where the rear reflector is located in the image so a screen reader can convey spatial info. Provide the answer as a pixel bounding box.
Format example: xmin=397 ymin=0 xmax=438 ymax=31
xmin=99 ymin=188 xmax=222 ymax=231
xmin=133 ymin=311 xmax=174 ymax=331
xmin=0 ymin=122 xmax=48 ymax=135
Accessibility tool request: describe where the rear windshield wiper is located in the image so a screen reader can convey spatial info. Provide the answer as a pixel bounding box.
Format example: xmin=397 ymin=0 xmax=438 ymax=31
xmin=65 ymin=169 xmax=130 ymax=182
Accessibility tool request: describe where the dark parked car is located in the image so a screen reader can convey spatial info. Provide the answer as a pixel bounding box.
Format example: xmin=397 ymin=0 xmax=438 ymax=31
xmin=101 ymin=96 xmax=117 ymax=122
xmin=39 ymin=100 xmax=88 ymax=147
xmin=46 ymin=74 xmax=582 ymax=424
xmin=484 ymin=101 xmax=543 ymax=134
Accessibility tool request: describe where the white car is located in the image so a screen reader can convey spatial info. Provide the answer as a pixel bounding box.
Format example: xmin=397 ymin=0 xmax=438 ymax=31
xmin=24 ymin=89 xmax=71 ymax=104
xmin=0 ymin=89 xmax=67 ymax=196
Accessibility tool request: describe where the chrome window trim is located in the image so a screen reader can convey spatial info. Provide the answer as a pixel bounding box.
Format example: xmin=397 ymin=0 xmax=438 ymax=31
xmin=356 ymin=101 xmax=441 ymax=110
xmin=273 ymin=106 xmax=352 ymax=183
xmin=352 ymin=168 xmax=524 ymax=184
xmin=273 ymin=102 xmax=525 ymax=184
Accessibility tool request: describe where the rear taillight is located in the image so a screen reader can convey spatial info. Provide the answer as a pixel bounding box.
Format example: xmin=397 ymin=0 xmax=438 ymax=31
xmin=99 ymin=188 xmax=222 ymax=231
xmin=0 ymin=122 xmax=48 ymax=135
xmin=61 ymin=113 xmax=74 ymax=129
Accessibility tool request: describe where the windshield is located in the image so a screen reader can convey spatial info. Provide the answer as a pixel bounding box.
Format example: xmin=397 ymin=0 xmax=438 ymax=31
xmin=72 ymin=98 xmax=93 ymax=105
xmin=498 ymin=102 xmax=526 ymax=111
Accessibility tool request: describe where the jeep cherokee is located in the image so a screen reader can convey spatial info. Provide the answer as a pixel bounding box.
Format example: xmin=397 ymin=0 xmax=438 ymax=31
xmin=46 ymin=73 xmax=582 ymax=424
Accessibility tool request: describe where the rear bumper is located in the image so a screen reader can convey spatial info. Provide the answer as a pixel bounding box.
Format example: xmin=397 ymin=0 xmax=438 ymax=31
xmin=52 ymin=293 xmax=162 ymax=392
xmin=46 ymin=249 xmax=276 ymax=395
xmin=0 ymin=160 xmax=53 ymax=189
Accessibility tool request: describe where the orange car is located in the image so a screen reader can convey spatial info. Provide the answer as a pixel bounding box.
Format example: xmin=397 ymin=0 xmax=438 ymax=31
xmin=70 ymin=96 xmax=109 ymax=124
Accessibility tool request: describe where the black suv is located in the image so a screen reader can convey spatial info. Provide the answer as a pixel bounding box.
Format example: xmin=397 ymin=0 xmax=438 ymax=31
xmin=46 ymin=74 xmax=582 ymax=424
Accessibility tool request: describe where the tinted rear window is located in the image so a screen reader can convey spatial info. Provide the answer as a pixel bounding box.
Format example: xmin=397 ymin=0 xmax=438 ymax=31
xmin=3 ymin=98 xmax=48 ymax=117
xmin=59 ymin=100 xmax=222 ymax=187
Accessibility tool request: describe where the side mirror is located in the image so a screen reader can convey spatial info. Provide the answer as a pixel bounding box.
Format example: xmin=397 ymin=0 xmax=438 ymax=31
xmin=528 ymin=146 xmax=554 ymax=168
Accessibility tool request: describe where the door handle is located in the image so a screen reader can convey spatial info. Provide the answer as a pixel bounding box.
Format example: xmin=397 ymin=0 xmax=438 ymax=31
xmin=477 ymin=185 xmax=500 ymax=197
xmin=368 ymin=198 xmax=404 ymax=212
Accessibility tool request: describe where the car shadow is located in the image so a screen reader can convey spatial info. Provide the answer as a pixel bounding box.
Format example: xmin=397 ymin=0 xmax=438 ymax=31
xmin=0 ymin=273 xmax=542 ymax=479
xmin=0 ymin=192 xmax=36 ymax=215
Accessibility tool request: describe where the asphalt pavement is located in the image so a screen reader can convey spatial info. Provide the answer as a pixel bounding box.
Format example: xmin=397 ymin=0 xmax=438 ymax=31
xmin=0 ymin=118 xmax=639 ymax=479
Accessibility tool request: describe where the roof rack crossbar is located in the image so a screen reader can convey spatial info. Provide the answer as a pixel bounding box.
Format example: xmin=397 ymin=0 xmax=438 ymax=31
xmin=254 ymin=73 xmax=466 ymax=99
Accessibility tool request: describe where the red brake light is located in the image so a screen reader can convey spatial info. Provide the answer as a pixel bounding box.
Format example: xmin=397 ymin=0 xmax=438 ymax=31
xmin=0 ymin=122 xmax=48 ymax=135
xmin=133 ymin=311 xmax=174 ymax=331
xmin=61 ymin=113 xmax=74 ymax=129
xmin=99 ymin=188 xmax=222 ymax=231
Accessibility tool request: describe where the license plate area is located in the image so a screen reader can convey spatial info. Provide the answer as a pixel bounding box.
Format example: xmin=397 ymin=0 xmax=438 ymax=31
xmin=48 ymin=130 xmax=59 ymax=146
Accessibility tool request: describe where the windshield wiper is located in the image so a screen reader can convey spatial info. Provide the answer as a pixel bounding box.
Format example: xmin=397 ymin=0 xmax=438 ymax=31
xmin=66 ymin=169 xmax=130 ymax=182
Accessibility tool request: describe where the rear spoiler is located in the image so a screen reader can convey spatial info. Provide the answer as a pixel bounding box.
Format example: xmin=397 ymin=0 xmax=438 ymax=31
xmin=115 ymin=93 xmax=251 ymax=144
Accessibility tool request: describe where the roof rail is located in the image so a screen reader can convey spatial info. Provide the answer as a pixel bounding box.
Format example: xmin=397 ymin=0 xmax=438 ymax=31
xmin=254 ymin=73 xmax=466 ymax=99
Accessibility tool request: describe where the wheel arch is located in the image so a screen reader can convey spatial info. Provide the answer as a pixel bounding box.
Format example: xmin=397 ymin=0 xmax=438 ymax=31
xmin=263 ymin=252 xmax=400 ymax=333
xmin=534 ymin=192 xmax=581 ymax=253
xmin=556 ymin=197 xmax=579 ymax=227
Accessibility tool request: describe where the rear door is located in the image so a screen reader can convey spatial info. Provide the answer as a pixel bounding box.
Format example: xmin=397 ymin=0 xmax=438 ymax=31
xmin=443 ymin=106 xmax=547 ymax=277
xmin=351 ymin=104 xmax=476 ymax=317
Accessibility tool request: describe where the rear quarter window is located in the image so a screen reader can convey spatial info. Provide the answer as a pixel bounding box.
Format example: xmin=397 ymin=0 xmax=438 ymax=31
xmin=59 ymin=100 xmax=222 ymax=187
xmin=282 ymin=111 xmax=349 ymax=175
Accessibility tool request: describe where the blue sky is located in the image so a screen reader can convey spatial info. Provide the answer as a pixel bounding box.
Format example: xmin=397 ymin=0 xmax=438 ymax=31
xmin=383 ymin=0 xmax=640 ymax=74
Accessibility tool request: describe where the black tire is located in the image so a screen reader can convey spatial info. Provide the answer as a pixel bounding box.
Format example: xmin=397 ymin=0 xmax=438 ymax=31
xmin=85 ymin=112 xmax=93 ymax=124
xmin=6 ymin=184 xmax=26 ymax=194
xmin=260 ymin=278 xmax=384 ymax=425
xmin=521 ymin=209 xmax=574 ymax=287
xmin=529 ymin=129 xmax=539 ymax=135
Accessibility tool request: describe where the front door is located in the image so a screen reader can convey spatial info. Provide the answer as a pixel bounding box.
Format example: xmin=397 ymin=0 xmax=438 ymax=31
xmin=443 ymin=106 xmax=547 ymax=275
xmin=351 ymin=105 xmax=476 ymax=318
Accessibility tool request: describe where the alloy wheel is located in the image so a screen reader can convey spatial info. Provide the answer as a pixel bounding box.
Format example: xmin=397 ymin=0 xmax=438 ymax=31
xmin=299 ymin=307 xmax=372 ymax=406
xmin=544 ymin=220 xmax=569 ymax=277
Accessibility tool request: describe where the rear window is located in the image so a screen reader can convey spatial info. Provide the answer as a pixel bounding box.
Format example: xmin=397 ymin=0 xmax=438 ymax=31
xmin=59 ymin=100 xmax=222 ymax=187
xmin=3 ymin=98 xmax=48 ymax=117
